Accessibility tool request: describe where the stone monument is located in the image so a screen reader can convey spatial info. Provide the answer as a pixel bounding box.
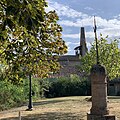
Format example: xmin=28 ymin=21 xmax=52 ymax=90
xmin=87 ymin=16 xmax=116 ymax=120
xmin=87 ymin=64 xmax=116 ymax=120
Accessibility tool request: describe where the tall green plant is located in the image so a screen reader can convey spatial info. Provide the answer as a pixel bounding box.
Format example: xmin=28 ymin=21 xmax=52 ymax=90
xmin=79 ymin=35 xmax=120 ymax=79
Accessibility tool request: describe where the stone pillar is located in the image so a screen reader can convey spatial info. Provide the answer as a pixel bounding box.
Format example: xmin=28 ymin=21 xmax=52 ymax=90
xmin=87 ymin=64 xmax=116 ymax=120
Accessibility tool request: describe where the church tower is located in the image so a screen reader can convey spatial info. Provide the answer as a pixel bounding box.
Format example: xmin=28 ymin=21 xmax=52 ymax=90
xmin=80 ymin=27 xmax=88 ymax=56
xmin=74 ymin=27 xmax=88 ymax=56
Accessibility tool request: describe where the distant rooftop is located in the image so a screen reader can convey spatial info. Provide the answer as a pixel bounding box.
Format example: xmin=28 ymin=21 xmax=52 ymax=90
xmin=110 ymin=78 xmax=120 ymax=83
xmin=58 ymin=55 xmax=80 ymax=61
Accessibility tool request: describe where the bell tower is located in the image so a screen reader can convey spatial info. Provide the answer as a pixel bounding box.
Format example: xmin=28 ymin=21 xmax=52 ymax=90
xmin=74 ymin=27 xmax=88 ymax=56
xmin=80 ymin=27 xmax=88 ymax=56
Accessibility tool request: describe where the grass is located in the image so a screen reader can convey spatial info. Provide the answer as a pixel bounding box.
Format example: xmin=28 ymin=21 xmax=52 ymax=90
xmin=0 ymin=96 xmax=120 ymax=120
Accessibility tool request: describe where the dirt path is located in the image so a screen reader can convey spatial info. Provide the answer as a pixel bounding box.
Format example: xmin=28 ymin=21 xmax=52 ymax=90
xmin=0 ymin=96 xmax=119 ymax=120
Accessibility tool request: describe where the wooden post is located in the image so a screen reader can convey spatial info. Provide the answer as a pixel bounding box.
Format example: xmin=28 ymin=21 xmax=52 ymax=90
xmin=19 ymin=111 xmax=21 ymax=120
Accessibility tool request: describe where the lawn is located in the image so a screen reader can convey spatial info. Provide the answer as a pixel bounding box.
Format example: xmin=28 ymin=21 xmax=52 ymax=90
xmin=0 ymin=96 xmax=120 ymax=120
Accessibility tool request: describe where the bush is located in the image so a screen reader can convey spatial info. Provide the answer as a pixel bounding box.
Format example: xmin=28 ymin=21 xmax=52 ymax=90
xmin=0 ymin=81 xmax=26 ymax=110
xmin=0 ymin=75 xmax=91 ymax=110
xmin=0 ymin=77 xmax=50 ymax=111
xmin=45 ymin=74 xmax=91 ymax=98
xmin=31 ymin=78 xmax=50 ymax=98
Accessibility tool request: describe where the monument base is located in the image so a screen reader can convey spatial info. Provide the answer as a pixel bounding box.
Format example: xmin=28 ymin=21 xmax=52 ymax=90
xmin=87 ymin=113 xmax=116 ymax=120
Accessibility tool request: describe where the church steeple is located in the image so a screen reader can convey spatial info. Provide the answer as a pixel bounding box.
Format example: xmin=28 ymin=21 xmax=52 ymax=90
xmin=74 ymin=27 xmax=88 ymax=56
xmin=80 ymin=27 xmax=88 ymax=56
xmin=80 ymin=27 xmax=85 ymax=41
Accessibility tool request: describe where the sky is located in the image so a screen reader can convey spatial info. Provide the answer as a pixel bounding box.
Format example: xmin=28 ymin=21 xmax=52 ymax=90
xmin=46 ymin=0 xmax=120 ymax=55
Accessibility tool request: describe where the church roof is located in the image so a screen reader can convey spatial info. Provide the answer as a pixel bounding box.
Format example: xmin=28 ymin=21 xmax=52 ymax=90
xmin=58 ymin=55 xmax=80 ymax=61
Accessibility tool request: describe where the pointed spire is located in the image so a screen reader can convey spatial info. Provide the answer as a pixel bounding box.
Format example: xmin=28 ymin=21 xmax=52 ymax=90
xmin=80 ymin=27 xmax=85 ymax=45
xmin=74 ymin=27 xmax=88 ymax=57
xmin=80 ymin=27 xmax=88 ymax=56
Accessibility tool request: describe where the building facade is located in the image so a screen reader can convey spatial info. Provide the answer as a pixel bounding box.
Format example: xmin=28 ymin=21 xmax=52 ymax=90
xmin=51 ymin=27 xmax=88 ymax=78
xmin=108 ymin=78 xmax=120 ymax=95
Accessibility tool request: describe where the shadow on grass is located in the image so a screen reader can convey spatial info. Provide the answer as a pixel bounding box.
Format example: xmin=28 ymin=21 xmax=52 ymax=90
xmin=33 ymin=99 xmax=71 ymax=106
xmin=108 ymin=96 xmax=120 ymax=99
xmin=0 ymin=99 xmax=69 ymax=113
xmin=1 ymin=112 xmax=85 ymax=120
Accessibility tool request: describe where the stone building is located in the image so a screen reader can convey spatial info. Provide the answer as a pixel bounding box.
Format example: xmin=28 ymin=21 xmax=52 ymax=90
xmin=108 ymin=78 xmax=120 ymax=95
xmin=52 ymin=27 xmax=88 ymax=78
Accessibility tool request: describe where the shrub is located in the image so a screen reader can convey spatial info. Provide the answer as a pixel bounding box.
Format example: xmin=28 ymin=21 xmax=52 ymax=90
xmin=45 ymin=74 xmax=91 ymax=98
xmin=0 ymin=81 xmax=26 ymax=110
xmin=0 ymin=77 xmax=50 ymax=111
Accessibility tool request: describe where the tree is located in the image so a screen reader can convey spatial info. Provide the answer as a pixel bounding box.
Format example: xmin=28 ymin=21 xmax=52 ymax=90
xmin=0 ymin=0 xmax=67 ymax=83
xmin=79 ymin=35 xmax=120 ymax=80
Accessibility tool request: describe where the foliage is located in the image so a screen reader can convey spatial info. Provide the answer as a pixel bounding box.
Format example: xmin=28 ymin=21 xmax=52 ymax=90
xmin=30 ymin=77 xmax=50 ymax=98
xmin=0 ymin=75 xmax=91 ymax=110
xmin=45 ymin=75 xmax=91 ymax=98
xmin=0 ymin=0 xmax=67 ymax=83
xmin=22 ymin=77 xmax=50 ymax=100
xmin=79 ymin=35 xmax=120 ymax=80
xmin=0 ymin=80 xmax=26 ymax=110
xmin=0 ymin=77 xmax=50 ymax=111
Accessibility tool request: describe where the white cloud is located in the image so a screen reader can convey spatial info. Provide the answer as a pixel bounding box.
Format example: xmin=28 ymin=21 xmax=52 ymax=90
xmin=46 ymin=0 xmax=88 ymax=19
xmin=65 ymin=42 xmax=72 ymax=46
xmin=63 ymin=28 xmax=120 ymax=40
xmin=62 ymin=32 xmax=94 ymax=47
xmin=87 ymin=42 xmax=92 ymax=47
xmin=60 ymin=16 xmax=120 ymax=39
xmin=66 ymin=41 xmax=79 ymax=46
xmin=46 ymin=0 xmax=120 ymax=54
xmin=59 ymin=17 xmax=120 ymax=28
xmin=63 ymin=33 xmax=79 ymax=39
xmin=114 ymin=14 xmax=120 ymax=19
xmin=46 ymin=0 xmax=120 ymax=39
xmin=86 ymin=31 xmax=94 ymax=39
xmin=59 ymin=20 xmax=78 ymax=27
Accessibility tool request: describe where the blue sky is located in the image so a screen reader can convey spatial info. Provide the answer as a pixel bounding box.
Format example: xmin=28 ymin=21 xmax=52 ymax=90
xmin=46 ymin=0 xmax=120 ymax=55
